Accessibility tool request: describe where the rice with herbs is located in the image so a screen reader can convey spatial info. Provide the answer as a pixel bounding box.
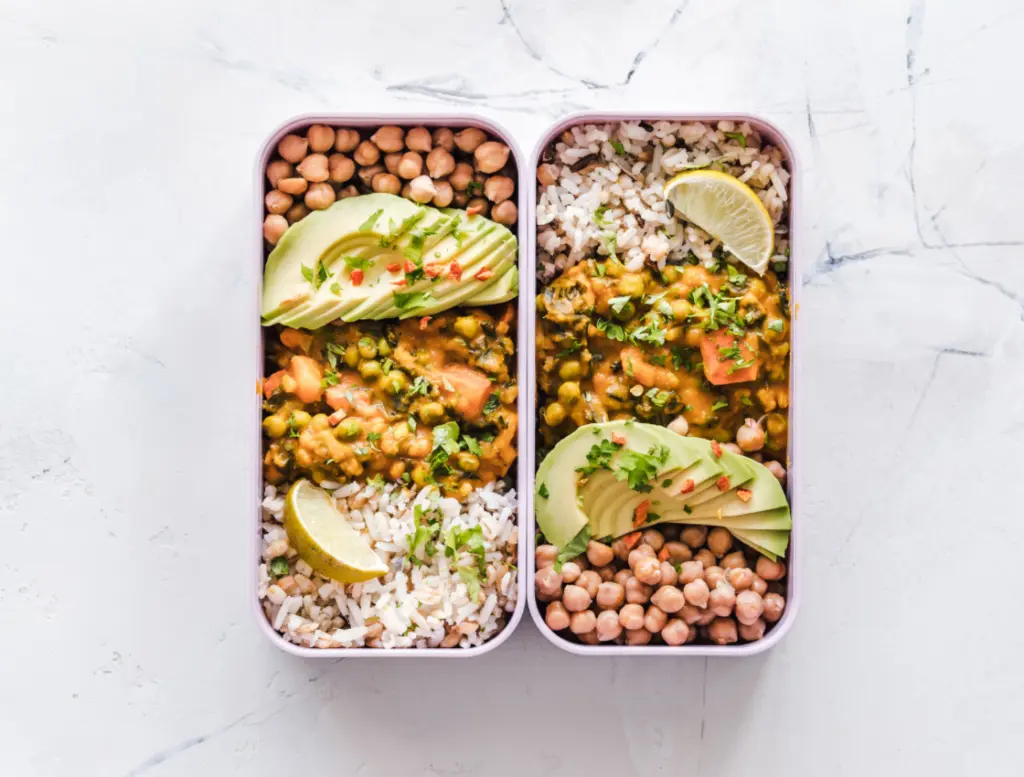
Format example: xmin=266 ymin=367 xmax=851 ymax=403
xmin=536 ymin=120 xmax=790 ymax=281
xmin=258 ymin=480 xmax=518 ymax=649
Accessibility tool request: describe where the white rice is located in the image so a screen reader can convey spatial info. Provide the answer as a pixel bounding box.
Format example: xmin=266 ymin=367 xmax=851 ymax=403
xmin=536 ymin=120 xmax=791 ymax=282
xmin=258 ymin=481 xmax=519 ymax=650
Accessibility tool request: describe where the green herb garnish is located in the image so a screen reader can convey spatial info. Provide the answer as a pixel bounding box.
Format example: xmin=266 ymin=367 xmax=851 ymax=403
xmin=269 ymin=557 xmax=289 ymax=577
xmin=538 ymin=483 xmax=549 ymax=499
xmin=614 ymin=444 xmax=670 ymax=493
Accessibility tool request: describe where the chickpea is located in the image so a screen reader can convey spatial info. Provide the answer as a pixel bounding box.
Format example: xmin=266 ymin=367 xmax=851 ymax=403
xmin=694 ymin=548 xmax=717 ymax=569
xmin=619 ymin=603 xmax=645 ymax=630
xmin=762 ymin=593 xmax=786 ymax=623
xmin=576 ymin=570 xmax=601 ymax=598
xmin=456 ymin=451 xmax=480 ymax=473
xmin=304 ymin=182 xmax=336 ymax=210
xmin=537 ymin=163 xmax=558 ymax=187
xmin=557 ymin=360 xmax=581 ymax=381
xmin=562 ymin=584 xmax=591 ymax=612
xmin=449 ymin=163 xmax=474 ymax=191
xmin=628 ymin=546 xmax=656 ymax=568
xmin=343 ymin=344 xmax=360 ymax=368
xmin=721 ymin=551 xmax=747 ymax=570
xmin=755 ymin=556 xmax=786 ymax=581
xmin=484 ymin=175 xmax=515 ymax=203
xmin=735 ymin=590 xmax=764 ymax=625
xmin=595 ymin=565 xmax=615 ymax=582
xmin=543 ymin=402 xmax=566 ymax=426
xmin=679 ymin=603 xmax=703 ymax=626
xmin=380 ymin=152 xmax=399 ymax=175
xmin=659 ymin=561 xmax=678 ymax=587
xmin=356 ymin=163 xmax=385 ymax=189
xmin=425 ymin=147 xmax=455 ymax=179
xmin=624 ymin=576 xmax=653 ymax=604
xmin=751 ymin=576 xmax=768 ymax=596
xmin=708 ymin=617 xmax=738 ymax=645
xmin=454 ymin=127 xmax=486 ymax=153
xmin=277 ymin=134 xmax=308 ymax=163
xmin=576 ymin=629 xmax=599 ymax=645
xmin=466 ymin=197 xmax=489 ymax=217
xmin=396 ymin=151 xmax=423 ymax=180
xmin=265 ymin=189 xmax=292 ymax=215
xmin=667 ymin=415 xmax=689 ymax=436
xmin=334 ymin=128 xmax=360 ymax=153
xmin=661 ymin=524 xmax=681 ymax=541
xmin=432 ymin=181 xmax=454 ymax=207
xmin=681 ymin=526 xmax=708 ymax=549
xmin=704 ymin=566 xmax=726 ymax=589
xmin=593 ymin=609 xmax=622 ymax=642
xmin=632 ymin=556 xmax=662 ymax=586
xmin=569 ymin=610 xmax=597 ymax=635
xmin=637 ymin=532 xmax=663 ymax=554
xmin=297 ymin=153 xmax=329 ymax=182
xmin=545 ymin=601 xmax=570 ymax=631
xmin=557 ymin=381 xmax=581 ymax=405
xmin=305 ymin=124 xmax=335 ymax=153
xmin=664 ymin=541 xmax=692 ymax=563
xmin=723 ymin=442 xmax=742 ymax=455
xmin=338 ymin=184 xmax=359 ymax=199
xmin=661 ymin=619 xmax=690 ymax=646
xmin=707 ymin=528 xmax=733 ymax=558
xmin=535 ymin=544 xmax=557 ymax=569
xmin=491 ymin=200 xmax=518 ymax=225
xmin=328 ymin=154 xmax=355 ymax=183
xmin=474 ymin=141 xmax=510 ymax=173
xmin=738 ymin=618 xmax=766 ymax=641
xmin=683 ymin=578 xmax=710 ymax=608
xmin=709 ymin=581 xmax=736 ymax=617
xmin=372 ymin=173 xmax=401 ymax=195
xmin=765 ymin=459 xmax=787 ymax=484
xmin=263 ymin=214 xmax=288 ymax=245
xmin=614 ymin=569 xmax=632 ymax=587
xmin=408 ymin=175 xmax=437 ymax=204
xmin=353 ymin=140 xmax=380 ymax=165
xmin=369 ymin=125 xmax=404 ymax=153
xmin=586 ymin=540 xmax=614 ymax=567
xmin=403 ymin=126 xmax=431 ymax=153
xmin=267 ymin=159 xmax=293 ymax=187
xmin=611 ymin=538 xmax=631 ymax=562
xmin=431 ymin=127 xmax=455 ymax=151
xmin=596 ymin=581 xmax=625 ymax=610
xmin=625 ymin=627 xmax=653 ymax=645
xmin=643 ymin=605 xmax=668 ymax=634
xmin=278 ymin=177 xmax=309 ymax=195
xmin=678 ymin=560 xmax=704 ymax=584
xmin=651 ymin=585 xmax=685 ymax=614
xmin=726 ymin=567 xmax=754 ymax=591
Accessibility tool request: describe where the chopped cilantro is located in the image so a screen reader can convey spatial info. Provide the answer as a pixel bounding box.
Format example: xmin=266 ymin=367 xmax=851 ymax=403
xmin=576 ymin=437 xmax=624 ymax=477
xmin=381 ymin=358 xmax=393 ymax=375
xmin=661 ymin=479 xmax=673 ymax=488
xmin=321 ymin=369 xmax=340 ymax=388
xmin=366 ymin=432 xmax=382 ymax=443
xmin=407 ymin=376 xmax=432 ymax=397
xmin=458 ymin=566 xmax=481 ymax=598
xmin=595 ymin=317 xmax=627 ymax=342
xmin=554 ymin=525 xmax=592 ymax=572
xmin=558 ymin=339 xmax=582 ymax=357
xmin=538 ymin=482 xmax=550 ymax=499
xmin=711 ymin=400 xmax=729 ymax=412
xmin=630 ymin=321 xmax=666 ymax=346
xmin=432 ymin=421 xmax=461 ymax=456
xmin=462 ymin=435 xmax=482 ymax=456
xmin=595 ymin=262 xmax=607 ymax=278
xmin=723 ymin=131 xmax=747 ymax=148
xmin=594 ymin=204 xmax=610 ymax=226
xmin=301 ymin=260 xmax=329 ymax=290
xmin=768 ymin=319 xmax=785 ymax=333
xmin=610 ymin=139 xmax=626 ymax=156
xmin=608 ymin=295 xmax=633 ymax=315
xmin=392 ymin=290 xmax=434 ymax=311
xmin=614 ymin=444 xmax=670 ymax=493
xmin=466 ymin=180 xmax=483 ymax=196
xmin=483 ymin=392 xmax=501 ymax=415
xmin=268 ymin=557 xmax=289 ymax=577
xmin=407 ymin=416 xmax=417 ymax=432
xmin=343 ymin=256 xmax=372 ymax=271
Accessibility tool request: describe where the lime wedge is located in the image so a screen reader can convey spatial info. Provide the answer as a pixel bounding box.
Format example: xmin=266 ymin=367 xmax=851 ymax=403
xmin=283 ymin=480 xmax=388 ymax=584
xmin=664 ymin=170 xmax=775 ymax=275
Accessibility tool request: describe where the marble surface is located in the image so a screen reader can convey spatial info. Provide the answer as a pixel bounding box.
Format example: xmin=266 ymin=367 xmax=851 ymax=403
xmin=2 ymin=0 xmax=1023 ymax=774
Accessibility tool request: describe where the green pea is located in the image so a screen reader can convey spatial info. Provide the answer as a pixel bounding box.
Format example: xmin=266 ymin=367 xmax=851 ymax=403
xmin=558 ymin=360 xmax=582 ymax=380
xmin=558 ymin=381 xmax=581 ymax=405
xmin=456 ymin=452 xmax=480 ymax=473
xmin=418 ymin=402 xmax=445 ymax=424
xmin=617 ymin=274 xmax=646 ymax=297
xmin=612 ymin=300 xmax=636 ymax=321
xmin=453 ymin=316 xmax=481 ymax=339
xmin=384 ymin=370 xmax=408 ymax=395
xmin=359 ymin=360 xmax=382 ymax=379
xmin=377 ymin=338 xmax=392 ymax=357
xmin=661 ymin=266 xmax=680 ymax=283
xmin=358 ymin=337 xmax=378 ymax=360
xmin=344 ymin=344 xmax=360 ymax=368
xmin=671 ymin=299 xmax=693 ymax=320
xmin=412 ymin=464 xmax=430 ymax=486
xmin=309 ymin=413 xmax=331 ymax=431
xmin=263 ymin=415 xmax=287 ymax=438
xmin=338 ymin=419 xmax=362 ymax=440
xmin=544 ymin=402 xmax=566 ymax=426
xmin=290 ymin=410 xmax=311 ymax=429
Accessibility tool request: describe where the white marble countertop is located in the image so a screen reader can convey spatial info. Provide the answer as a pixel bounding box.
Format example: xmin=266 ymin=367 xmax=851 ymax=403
xmin=3 ymin=0 xmax=1023 ymax=775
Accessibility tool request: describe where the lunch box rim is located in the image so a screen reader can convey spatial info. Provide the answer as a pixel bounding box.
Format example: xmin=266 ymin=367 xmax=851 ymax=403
xmin=250 ymin=112 xmax=530 ymax=658
xmin=523 ymin=111 xmax=802 ymax=657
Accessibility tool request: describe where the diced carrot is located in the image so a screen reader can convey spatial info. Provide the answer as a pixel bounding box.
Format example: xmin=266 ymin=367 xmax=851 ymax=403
xmin=350 ymin=269 xmax=363 ymax=286
xmin=716 ymin=476 xmax=730 ymax=492
xmin=475 ymin=268 xmax=494 ymax=281
xmin=327 ymin=408 xmax=347 ymax=426
xmin=263 ymin=370 xmax=286 ymax=399
xmin=623 ymin=532 xmax=641 ymax=550
xmin=438 ymin=364 xmax=492 ymax=420
xmin=678 ymin=478 xmax=695 ymax=494
xmin=449 ymin=262 xmax=462 ymax=280
xmin=633 ymin=500 xmax=650 ymax=529
xmin=737 ymin=488 xmax=752 ymax=503
xmin=699 ymin=328 xmax=760 ymax=385
xmin=657 ymin=547 xmax=670 ymax=562
xmin=288 ymin=355 xmax=323 ymax=404
xmin=280 ymin=328 xmax=313 ymax=353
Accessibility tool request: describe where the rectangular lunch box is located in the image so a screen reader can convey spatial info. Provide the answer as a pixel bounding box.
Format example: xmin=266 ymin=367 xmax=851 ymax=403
xmin=251 ymin=113 xmax=530 ymax=658
xmin=524 ymin=113 xmax=801 ymax=656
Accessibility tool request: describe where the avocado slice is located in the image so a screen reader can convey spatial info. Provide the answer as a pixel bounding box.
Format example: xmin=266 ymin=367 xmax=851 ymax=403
xmin=651 ymin=506 xmax=792 ymax=532
xmin=687 ymin=457 xmax=789 ymax=519
xmin=729 ymin=528 xmax=790 ymax=561
xmin=466 ymin=265 xmax=519 ymax=307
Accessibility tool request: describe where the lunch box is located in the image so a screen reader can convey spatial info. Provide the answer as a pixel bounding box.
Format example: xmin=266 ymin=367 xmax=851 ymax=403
xmin=251 ymin=111 xmax=799 ymax=658
xmin=524 ymin=113 xmax=800 ymax=656
xmin=251 ymin=114 xmax=530 ymax=658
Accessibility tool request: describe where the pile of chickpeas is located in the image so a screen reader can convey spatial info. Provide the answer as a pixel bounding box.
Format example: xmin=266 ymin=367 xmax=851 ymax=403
xmin=263 ymin=124 xmax=518 ymax=246
xmin=535 ymin=525 xmax=787 ymax=646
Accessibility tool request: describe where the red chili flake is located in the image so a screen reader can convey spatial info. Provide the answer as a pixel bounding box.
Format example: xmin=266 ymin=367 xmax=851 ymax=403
xmin=386 ymin=263 xmax=401 ymax=272
xmin=678 ymin=478 xmax=695 ymax=495
xmin=657 ymin=547 xmax=670 ymax=562
xmin=737 ymin=488 xmax=753 ymax=503
xmin=711 ymin=440 xmax=723 ymax=458
xmin=449 ymin=262 xmax=462 ymax=280
xmin=350 ymin=269 xmax=363 ymax=286
xmin=419 ymin=316 xmax=432 ymax=331
xmin=611 ymin=433 xmax=626 ymax=445
xmin=393 ymin=278 xmax=407 ymax=287
xmin=425 ymin=265 xmax=441 ymax=278
xmin=623 ymin=532 xmax=641 ymax=550
xmin=716 ymin=476 xmax=730 ymax=492
xmin=475 ymin=268 xmax=494 ymax=281
xmin=467 ymin=205 xmax=484 ymax=216
xmin=633 ymin=500 xmax=650 ymax=529
xmin=404 ymin=260 xmax=416 ymax=273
